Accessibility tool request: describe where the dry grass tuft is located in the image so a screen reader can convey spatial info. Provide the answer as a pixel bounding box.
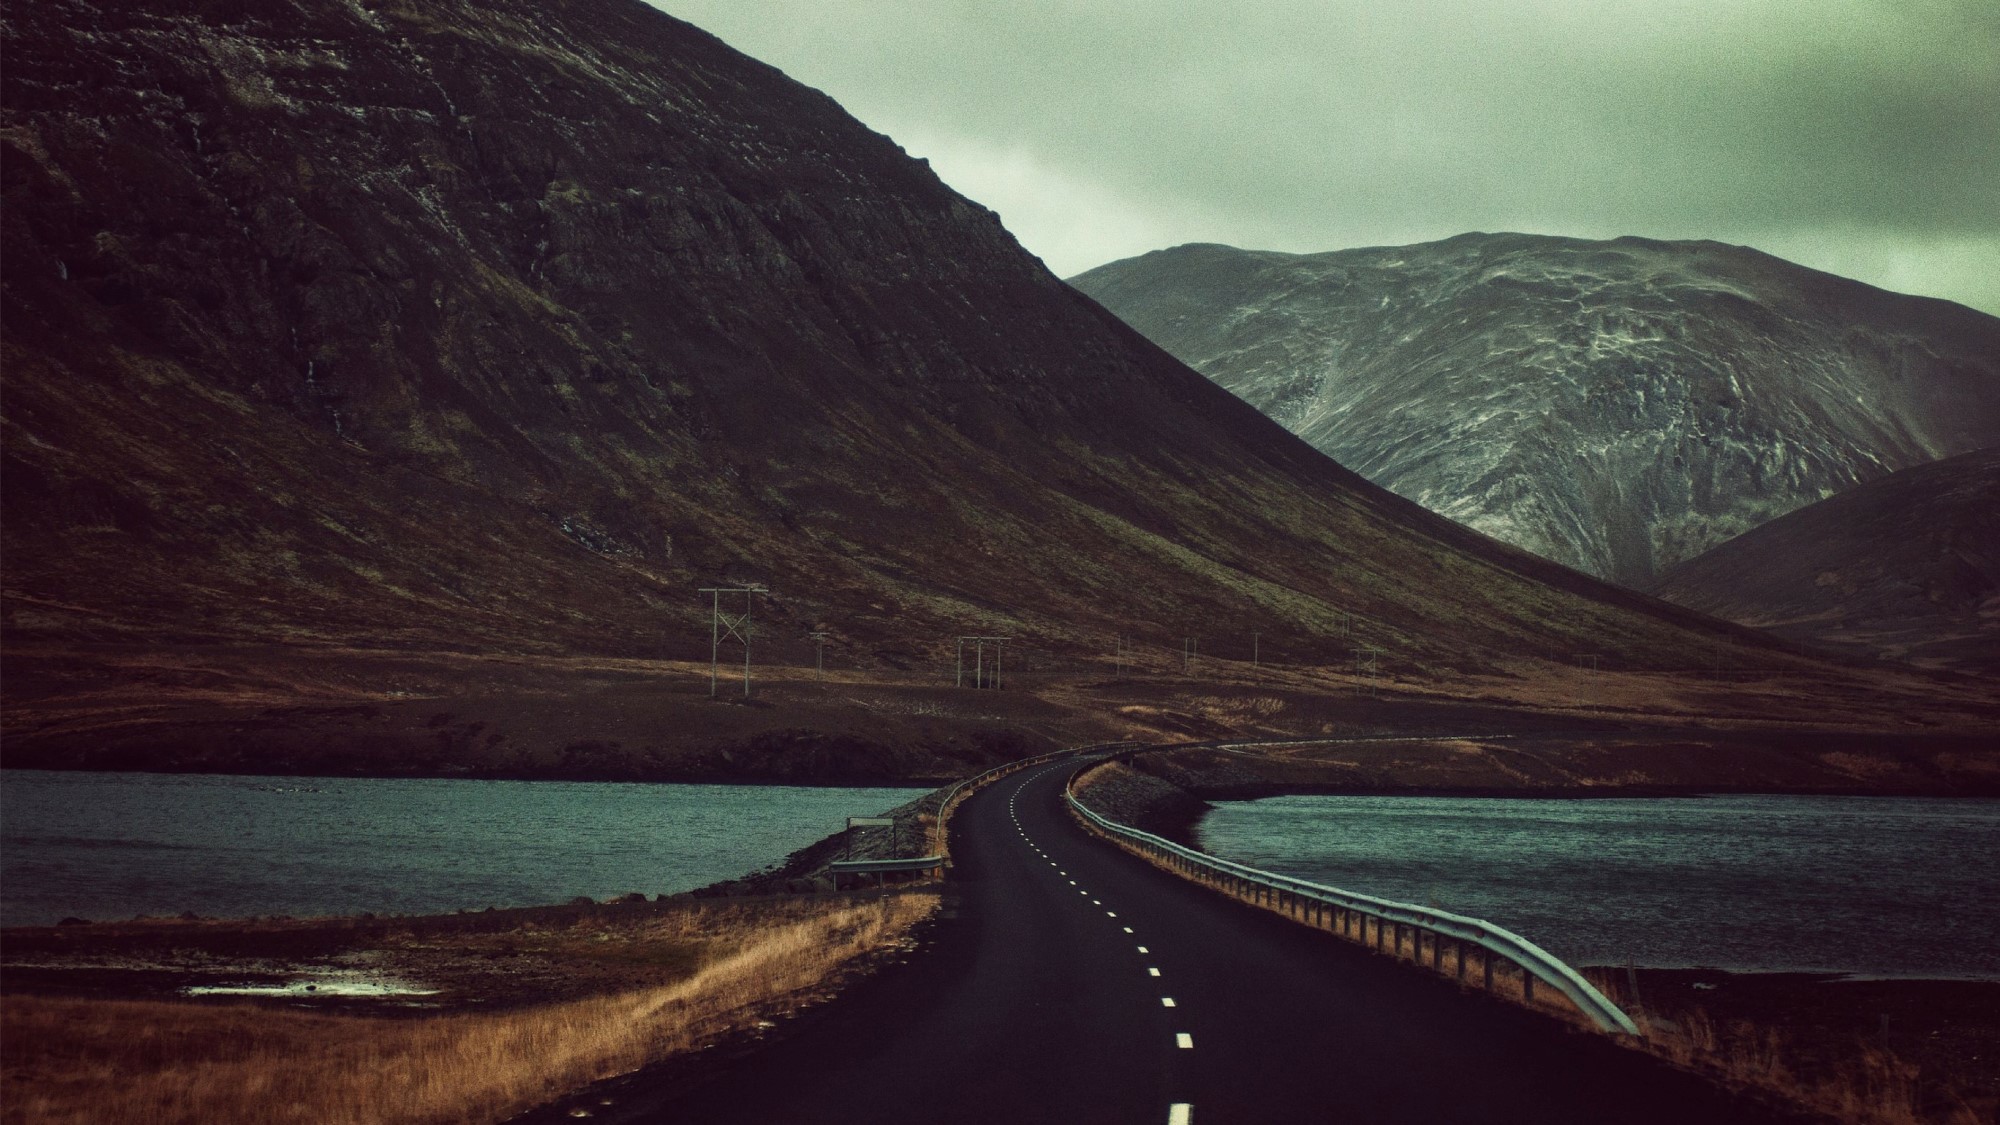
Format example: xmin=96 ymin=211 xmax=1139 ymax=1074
xmin=1583 ymin=970 xmax=1985 ymax=1125
xmin=1 ymin=892 xmax=935 ymax=1125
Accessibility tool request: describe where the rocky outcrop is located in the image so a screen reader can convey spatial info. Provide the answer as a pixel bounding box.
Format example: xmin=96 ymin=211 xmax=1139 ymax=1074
xmin=1070 ymin=236 xmax=2000 ymax=587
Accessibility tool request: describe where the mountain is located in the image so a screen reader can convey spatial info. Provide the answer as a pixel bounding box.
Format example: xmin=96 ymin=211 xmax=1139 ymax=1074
xmin=1649 ymin=450 xmax=2000 ymax=674
xmin=1068 ymin=236 xmax=2000 ymax=588
xmin=8 ymin=0 xmax=1989 ymax=779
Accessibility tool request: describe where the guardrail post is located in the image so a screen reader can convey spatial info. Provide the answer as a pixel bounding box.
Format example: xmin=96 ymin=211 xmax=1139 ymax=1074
xmin=1483 ymin=950 xmax=1494 ymax=992
xmin=1431 ymin=930 xmax=1442 ymax=970
xmin=1523 ymin=971 xmax=1535 ymax=1004
xmin=1455 ymin=939 xmax=1466 ymax=983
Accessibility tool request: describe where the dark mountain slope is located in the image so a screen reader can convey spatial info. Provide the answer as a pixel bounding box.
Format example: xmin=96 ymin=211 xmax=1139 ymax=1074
xmin=0 ymin=0 xmax=1909 ymax=766
xmin=1070 ymin=237 xmax=2000 ymax=587
xmin=1650 ymin=450 xmax=2000 ymax=673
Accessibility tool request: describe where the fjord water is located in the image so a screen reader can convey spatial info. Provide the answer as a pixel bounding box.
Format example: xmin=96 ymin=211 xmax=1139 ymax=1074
xmin=1197 ymin=794 xmax=2000 ymax=978
xmin=0 ymin=770 xmax=926 ymax=927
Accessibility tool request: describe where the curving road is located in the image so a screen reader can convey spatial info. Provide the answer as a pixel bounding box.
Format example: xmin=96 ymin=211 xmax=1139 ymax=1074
xmin=537 ymin=757 xmax=1792 ymax=1123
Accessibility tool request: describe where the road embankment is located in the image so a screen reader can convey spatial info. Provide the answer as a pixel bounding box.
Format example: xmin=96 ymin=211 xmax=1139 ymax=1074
xmin=1107 ymin=731 xmax=2000 ymax=827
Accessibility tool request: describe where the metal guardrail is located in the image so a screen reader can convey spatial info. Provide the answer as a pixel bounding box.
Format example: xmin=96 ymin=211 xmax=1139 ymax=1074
xmin=825 ymin=751 xmax=1093 ymax=886
xmin=1064 ymin=765 xmax=1640 ymax=1036
xmin=828 ymin=856 xmax=947 ymax=874
xmin=827 ymin=855 xmax=948 ymax=888
xmin=919 ymin=741 xmax=1137 ymax=861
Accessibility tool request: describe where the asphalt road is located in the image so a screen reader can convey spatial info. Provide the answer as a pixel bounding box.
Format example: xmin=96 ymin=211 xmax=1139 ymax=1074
xmin=544 ymin=758 xmax=1793 ymax=1124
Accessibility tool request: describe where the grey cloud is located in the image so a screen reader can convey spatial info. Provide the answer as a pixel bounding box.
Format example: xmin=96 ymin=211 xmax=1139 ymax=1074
xmin=656 ymin=1 xmax=2000 ymax=314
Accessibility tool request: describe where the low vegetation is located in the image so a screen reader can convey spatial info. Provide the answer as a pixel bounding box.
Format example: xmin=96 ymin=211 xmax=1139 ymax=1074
xmin=1584 ymin=971 xmax=1992 ymax=1125
xmin=0 ymin=891 xmax=935 ymax=1125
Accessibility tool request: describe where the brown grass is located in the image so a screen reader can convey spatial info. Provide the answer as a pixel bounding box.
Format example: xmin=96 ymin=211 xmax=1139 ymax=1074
xmin=1582 ymin=970 xmax=1987 ymax=1125
xmin=1 ymin=891 xmax=935 ymax=1125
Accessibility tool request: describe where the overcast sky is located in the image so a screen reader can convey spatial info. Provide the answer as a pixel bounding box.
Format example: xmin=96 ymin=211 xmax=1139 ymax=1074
xmin=656 ymin=1 xmax=2000 ymax=315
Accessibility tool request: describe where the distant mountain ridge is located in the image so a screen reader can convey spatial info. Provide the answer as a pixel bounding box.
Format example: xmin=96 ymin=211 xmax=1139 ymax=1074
xmin=1070 ymin=235 xmax=2000 ymax=587
xmin=1649 ymin=449 xmax=2000 ymax=674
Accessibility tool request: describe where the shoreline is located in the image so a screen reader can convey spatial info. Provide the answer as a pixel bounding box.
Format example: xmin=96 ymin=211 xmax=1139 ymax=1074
xmin=0 ymin=890 xmax=942 ymax=1124
xmin=13 ymin=760 xmax=2000 ymax=800
xmin=9 ymin=758 xmax=1998 ymax=1122
xmin=0 ymin=771 xmax=947 ymax=930
xmin=0 ymin=761 xmax=966 ymax=790
xmin=1073 ymin=755 xmax=1999 ymax=1120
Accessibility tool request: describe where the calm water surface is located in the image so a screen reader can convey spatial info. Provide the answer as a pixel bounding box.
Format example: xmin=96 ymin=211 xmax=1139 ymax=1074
xmin=1197 ymin=794 xmax=2000 ymax=978
xmin=0 ymin=770 xmax=926 ymax=926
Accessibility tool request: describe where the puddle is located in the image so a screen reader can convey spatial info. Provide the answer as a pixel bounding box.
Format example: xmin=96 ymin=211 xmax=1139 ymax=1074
xmin=184 ymin=972 xmax=438 ymax=998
